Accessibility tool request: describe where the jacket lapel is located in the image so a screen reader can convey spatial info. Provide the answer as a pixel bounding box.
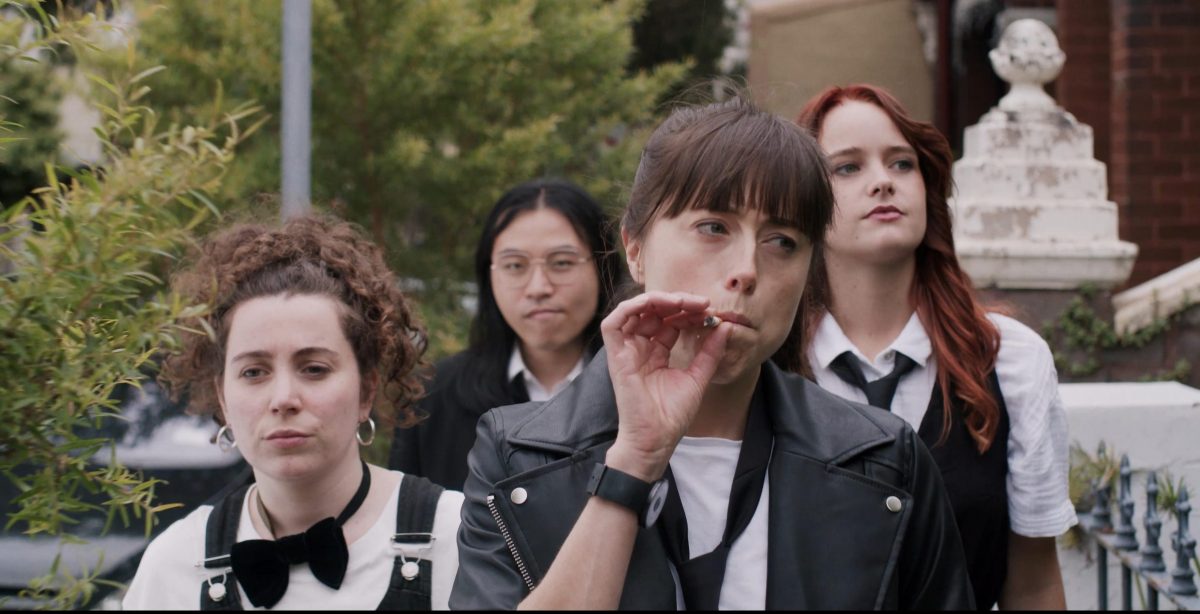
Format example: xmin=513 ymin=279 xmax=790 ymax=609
xmin=764 ymin=451 xmax=912 ymax=609
xmin=507 ymin=352 xmax=619 ymax=454
xmin=758 ymin=363 xmax=910 ymax=609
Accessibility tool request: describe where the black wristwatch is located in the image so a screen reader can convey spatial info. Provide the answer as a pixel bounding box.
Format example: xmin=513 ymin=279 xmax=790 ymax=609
xmin=586 ymin=463 xmax=669 ymax=528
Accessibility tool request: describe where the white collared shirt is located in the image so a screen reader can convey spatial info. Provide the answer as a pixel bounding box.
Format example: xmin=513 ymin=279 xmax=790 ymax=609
xmin=122 ymin=471 xmax=464 ymax=610
xmin=506 ymin=345 xmax=586 ymax=402
xmin=807 ymin=311 xmax=1078 ymax=538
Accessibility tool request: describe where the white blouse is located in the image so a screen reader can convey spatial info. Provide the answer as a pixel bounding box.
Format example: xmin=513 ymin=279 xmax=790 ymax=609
xmin=507 ymin=345 xmax=586 ymax=402
xmin=807 ymin=311 xmax=1077 ymax=538
xmin=122 ymin=471 xmax=463 ymax=610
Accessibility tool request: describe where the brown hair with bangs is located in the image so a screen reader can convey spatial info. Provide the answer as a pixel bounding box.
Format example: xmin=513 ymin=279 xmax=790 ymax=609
xmin=622 ymin=94 xmax=834 ymax=371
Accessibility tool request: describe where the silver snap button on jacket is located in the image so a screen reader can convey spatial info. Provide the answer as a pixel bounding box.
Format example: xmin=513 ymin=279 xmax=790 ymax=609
xmin=511 ymin=487 xmax=529 ymax=505
xmin=886 ymin=496 xmax=902 ymax=513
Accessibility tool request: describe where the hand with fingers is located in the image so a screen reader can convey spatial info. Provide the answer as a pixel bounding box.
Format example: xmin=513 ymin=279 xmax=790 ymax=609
xmin=600 ymin=291 xmax=733 ymax=482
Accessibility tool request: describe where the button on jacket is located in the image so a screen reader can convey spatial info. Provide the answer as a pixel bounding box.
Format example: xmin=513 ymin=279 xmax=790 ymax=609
xmin=450 ymin=354 xmax=975 ymax=610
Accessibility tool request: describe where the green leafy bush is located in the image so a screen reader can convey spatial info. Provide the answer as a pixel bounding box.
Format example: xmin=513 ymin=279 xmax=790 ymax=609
xmin=0 ymin=4 xmax=262 ymax=605
xmin=134 ymin=0 xmax=687 ymax=357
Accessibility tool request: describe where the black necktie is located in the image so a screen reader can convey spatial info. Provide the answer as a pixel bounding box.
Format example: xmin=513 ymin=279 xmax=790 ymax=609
xmin=657 ymin=381 xmax=772 ymax=610
xmin=829 ymin=351 xmax=916 ymax=410
xmin=231 ymin=461 xmax=371 ymax=608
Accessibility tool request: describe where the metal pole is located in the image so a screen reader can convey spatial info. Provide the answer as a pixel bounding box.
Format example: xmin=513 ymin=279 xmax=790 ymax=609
xmin=1098 ymin=544 xmax=1108 ymax=610
xmin=1121 ymin=567 xmax=1131 ymax=610
xmin=281 ymin=0 xmax=312 ymax=220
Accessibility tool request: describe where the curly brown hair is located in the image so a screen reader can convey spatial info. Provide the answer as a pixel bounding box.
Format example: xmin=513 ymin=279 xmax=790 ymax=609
xmin=159 ymin=214 xmax=427 ymax=427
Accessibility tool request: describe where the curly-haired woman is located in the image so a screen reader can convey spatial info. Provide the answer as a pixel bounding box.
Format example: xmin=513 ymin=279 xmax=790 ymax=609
xmin=123 ymin=215 xmax=462 ymax=610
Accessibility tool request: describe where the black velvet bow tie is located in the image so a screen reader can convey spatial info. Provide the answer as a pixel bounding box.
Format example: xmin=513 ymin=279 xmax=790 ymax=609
xmin=230 ymin=517 xmax=348 ymax=607
xmin=230 ymin=462 xmax=370 ymax=608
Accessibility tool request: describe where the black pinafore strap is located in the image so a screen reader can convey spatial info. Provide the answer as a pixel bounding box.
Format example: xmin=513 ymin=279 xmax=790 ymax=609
xmin=198 ymin=474 xmax=444 ymax=611
xmin=377 ymin=474 xmax=444 ymax=610
xmin=200 ymin=483 xmax=251 ymax=610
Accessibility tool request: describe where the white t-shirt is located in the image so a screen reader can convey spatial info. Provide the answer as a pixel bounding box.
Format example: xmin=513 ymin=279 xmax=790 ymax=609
xmin=808 ymin=311 xmax=1078 ymax=537
xmin=122 ymin=471 xmax=464 ymax=610
xmin=668 ymin=436 xmax=770 ymax=610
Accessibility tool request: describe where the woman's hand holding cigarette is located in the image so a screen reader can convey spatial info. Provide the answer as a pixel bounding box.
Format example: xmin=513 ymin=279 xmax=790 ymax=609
xmin=599 ymin=291 xmax=732 ymax=482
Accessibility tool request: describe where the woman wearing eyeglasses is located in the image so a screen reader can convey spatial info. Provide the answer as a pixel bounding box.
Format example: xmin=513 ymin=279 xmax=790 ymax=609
xmin=389 ymin=179 xmax=622 ymax=490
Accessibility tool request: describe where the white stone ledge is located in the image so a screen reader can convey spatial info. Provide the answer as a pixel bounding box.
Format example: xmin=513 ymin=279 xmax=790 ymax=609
xmin=1059 ymin=381 xmax=1200 ymax=508
xmin=953 ymin=159 xmax=1108 ymax=200
xmin=958 ymin=239 xmax=1138 ymax=289
xmin=953 ymin=198 xmax=1120 ymax=242
xmin=1112 ymin=257 xmax=1200 ymax=335
xmin=962 ymin=119 xmax=1094 ymax=161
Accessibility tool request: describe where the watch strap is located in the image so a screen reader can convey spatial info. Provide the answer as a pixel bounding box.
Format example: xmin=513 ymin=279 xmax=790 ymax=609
xmin=587 ymin=463 xmax=652 ymax=514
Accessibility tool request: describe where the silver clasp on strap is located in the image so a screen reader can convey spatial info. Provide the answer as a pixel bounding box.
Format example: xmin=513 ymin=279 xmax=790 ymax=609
xmin=391 ymin=532 xmax=436 ymax=581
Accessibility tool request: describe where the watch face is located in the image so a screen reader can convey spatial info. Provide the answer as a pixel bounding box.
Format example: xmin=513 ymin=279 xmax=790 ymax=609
xmin=642 ymin=479 xmax=670 ymax=527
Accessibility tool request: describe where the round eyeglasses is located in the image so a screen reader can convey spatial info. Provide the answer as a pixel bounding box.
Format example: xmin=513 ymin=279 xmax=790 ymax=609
xmin=490 ymin=252 xmax=594 ymax=288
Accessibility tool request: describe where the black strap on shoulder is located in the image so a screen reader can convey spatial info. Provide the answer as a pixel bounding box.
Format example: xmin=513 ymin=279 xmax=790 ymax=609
xmin=199 ymin=483 xmax=252 ymax=611
xmin=376 ymin=474 xmax=445 ymax=610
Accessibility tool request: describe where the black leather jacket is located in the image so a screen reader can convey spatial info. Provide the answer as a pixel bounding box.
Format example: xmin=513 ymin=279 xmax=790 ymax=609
xmin=451 ymin=354 xmax=975 ymax=610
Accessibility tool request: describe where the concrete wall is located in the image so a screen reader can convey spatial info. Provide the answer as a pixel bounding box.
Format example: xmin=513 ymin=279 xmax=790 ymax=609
xmin=1057 ymin=382 xmax=1200 ymax=609
xmin=746 ymin=0 xmax=934 ymax=122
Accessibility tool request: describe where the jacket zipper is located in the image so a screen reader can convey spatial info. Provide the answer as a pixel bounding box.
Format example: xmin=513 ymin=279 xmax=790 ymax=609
xmin=486 ymin=494 xmax=536 ymax=592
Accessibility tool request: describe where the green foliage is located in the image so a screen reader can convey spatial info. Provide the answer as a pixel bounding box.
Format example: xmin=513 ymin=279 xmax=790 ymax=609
xmin=630 ymin=0 xmax=736 ymax=89
xmin=0 ymin=6 xmax=66 ymax=207
xmin=1041 ymin=287 xmax=1178 ymax=379
xmin=0 ymin=5 xmax=262 ymax=605
xmin=0 ymin=61 xmax=64 ymax=207
xmin=1060 ymin=440 xmax=1122 ymax=551
xmin=134 ymin=0 xmax=687 ymax=356
xmin=1067 ymin=440 xmax=1121 ymax=513
xmin=1139 ymin=358 xmax=1192 ymax=383
xmin=1154 ymin=470 xmax=1190 ymax=519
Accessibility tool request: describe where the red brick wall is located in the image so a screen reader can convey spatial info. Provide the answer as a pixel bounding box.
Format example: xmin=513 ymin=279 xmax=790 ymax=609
xmin=1107 ymin=0 xmax=1200 ymax=286
xmin=1056 ymin=0 xmax=1111 ymax=166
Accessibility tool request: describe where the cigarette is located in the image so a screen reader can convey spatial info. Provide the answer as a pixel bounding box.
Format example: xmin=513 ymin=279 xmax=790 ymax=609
xmin=702 ymin=315 xmax=723 ymax=328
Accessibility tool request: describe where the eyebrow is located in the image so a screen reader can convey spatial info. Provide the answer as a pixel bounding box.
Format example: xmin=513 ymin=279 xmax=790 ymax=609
xmin=494 ymin=245 xmax=582 ymax=257
xmin=827 ymin=145 xmax=917 ymax=158
xmin=230 ymin=347 xmax=340 ymax=363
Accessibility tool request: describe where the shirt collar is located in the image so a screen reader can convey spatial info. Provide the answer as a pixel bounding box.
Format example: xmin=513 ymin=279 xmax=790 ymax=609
xmin=507 ymin=345 xmax=586 ymax=400
xmin=811 ymin=311 xmax=932 ymax=369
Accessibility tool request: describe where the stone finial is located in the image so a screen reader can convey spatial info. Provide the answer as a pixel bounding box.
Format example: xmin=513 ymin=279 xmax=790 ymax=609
xmin=950 ymin=17 xmax=1137 ymax=290
xmin=990 ymin=19 xmax=1066 ymax=114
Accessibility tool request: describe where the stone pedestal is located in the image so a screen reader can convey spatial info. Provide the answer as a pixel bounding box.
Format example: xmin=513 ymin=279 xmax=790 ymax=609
xmin=951 ymin=19 xmax=1137 ymax=290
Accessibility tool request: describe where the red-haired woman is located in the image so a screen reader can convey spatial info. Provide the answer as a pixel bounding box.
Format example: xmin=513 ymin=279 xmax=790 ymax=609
xmin=796 ymin=84 xmax=1076 ymax=610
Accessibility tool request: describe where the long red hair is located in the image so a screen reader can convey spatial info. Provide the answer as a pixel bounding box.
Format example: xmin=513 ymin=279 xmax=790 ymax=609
xmin=796 ymin=84 xmax=1002 ymax=454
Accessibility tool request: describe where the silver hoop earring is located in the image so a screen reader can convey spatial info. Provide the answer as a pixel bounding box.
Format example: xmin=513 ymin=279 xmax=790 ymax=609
xmin=215 ymin=425 xmax=237 ymax=452
xmin=356 ymin=417 xmax=376 ymax=446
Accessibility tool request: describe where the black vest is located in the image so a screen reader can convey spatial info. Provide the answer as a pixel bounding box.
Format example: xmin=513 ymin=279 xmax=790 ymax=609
xmin=917 ymin=371 xmax=1010 ymax=611
xmin=198 ymin=474 xmax=444 ymax=610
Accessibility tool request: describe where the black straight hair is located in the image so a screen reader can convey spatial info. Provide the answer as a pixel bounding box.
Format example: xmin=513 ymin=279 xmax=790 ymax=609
xmin=455 ymin=178 xmax=621 ymax=413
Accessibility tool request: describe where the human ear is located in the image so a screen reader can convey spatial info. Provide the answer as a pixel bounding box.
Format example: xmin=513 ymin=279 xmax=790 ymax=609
xmin=214 ymin=375 xmax=228 ymax=426
xmin=621 ymin=226 xmax=644 ymax=285
xmin=358 ymin=371 xmax=378 ymax=421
